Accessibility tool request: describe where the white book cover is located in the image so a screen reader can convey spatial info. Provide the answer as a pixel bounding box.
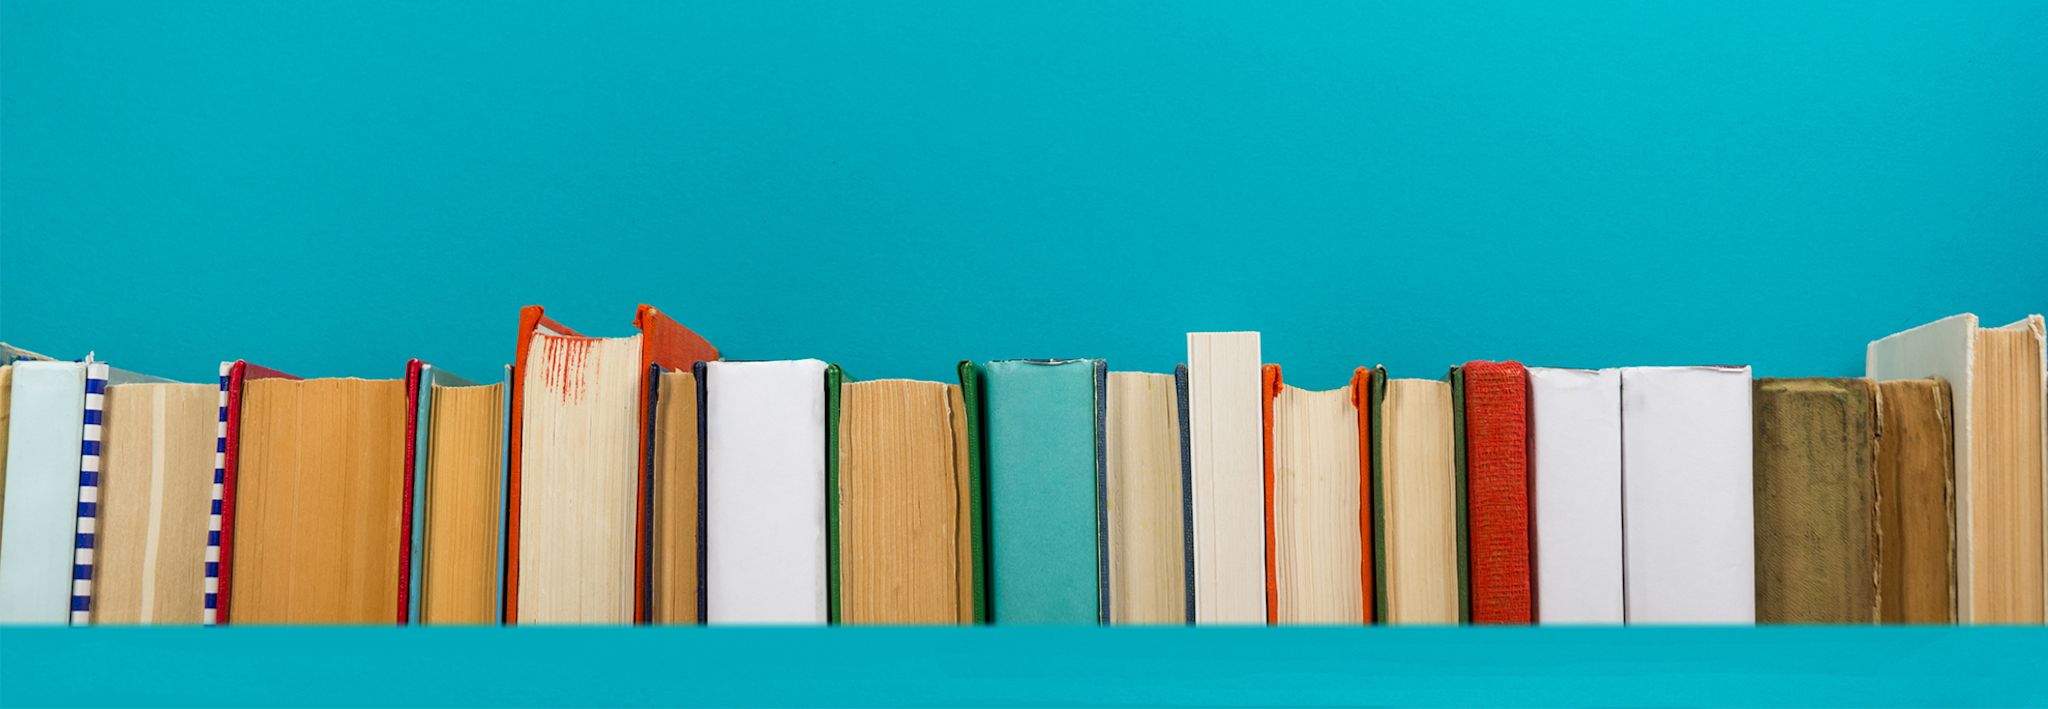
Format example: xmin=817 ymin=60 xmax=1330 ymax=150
xmin=705 ymin=359 xmax=828 ymax=624
xmin=1185 ymin=332 xmax=1265 ymax=623
xmin=1527 ymin=367 xmax=1624 ymax=625
xmin=1620 ymin=365 xmax=1754 ymax=624
xmin=0 ymin=360 xmax=87 ymax=624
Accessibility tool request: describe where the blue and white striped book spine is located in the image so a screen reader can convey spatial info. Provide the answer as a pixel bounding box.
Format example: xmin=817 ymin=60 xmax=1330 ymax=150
xmin=204 ymin=361 xmax=229 ymax=626
xmin=69 ymin=360 xmax=109 ymax=625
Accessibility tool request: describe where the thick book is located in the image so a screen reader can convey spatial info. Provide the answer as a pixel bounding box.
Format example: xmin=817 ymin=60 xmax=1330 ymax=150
xmin=1752 ymin=378 xmax=1879 ymax=623
xmin=94 ymin=381 xmax=218 ymax=624
xmin=1526 ymin=367 xmax=1623 ymax=624
xmin=0 ymin=360 xmax=88 ymax=624
xmin=832 ymin=375 xmax=979 ymax=624
xmin=1620 ymin=366 xmax=1755 ymax=624
xmin=1456 ymin=361 xmax=1531 ymax=625
xmin=1867 ymin=313 xmax=2046 ymax=623
xmin=975 ymin=359 xmax=1106 ymax=624
xmin=703 ymin=359 xmax=830 ymax=624
xmin=1186 ymin=332 xmax=1265 ymax=624
xmin=649 ymin=368 xmax=700 ymax=624
xmin=1261 ymin=365 xmax=1371 ymax=624
xmin=206 ymin=360 xmax=299 ymax=625
xmin=1103 ymin=369 xmax=1192 ymax=625
xmin=1375 ymin=374 xmax=1460 ymax=624
xmin=406 ymin=361 xmax=505 ymax=625
xmin=1874 ymin=378 xmax=1956 ymax=623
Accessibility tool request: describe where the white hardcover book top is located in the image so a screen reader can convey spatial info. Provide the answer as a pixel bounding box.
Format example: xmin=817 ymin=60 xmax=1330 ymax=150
xmin=1620 ymin=366 xmax=1755 ymax=624
xmin=1186 ymin=332 xmax=1265 ymax=624
xmin=0 ymin=361 xmax=87 ymax=624
xmin=1528 ymin=367 xmax=1624 ymax=624
xmin=1865 ymin=313 xmax=1978 ymax=620
xmin=705 ymin=359 xmax=828 ymax=624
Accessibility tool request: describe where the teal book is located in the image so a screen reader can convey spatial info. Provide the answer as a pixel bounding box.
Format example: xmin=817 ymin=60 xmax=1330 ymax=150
xmin=975 ymin=359 xmax=1107 ymax=624
xmin=0 ymin=360 xmax=87 ymax=624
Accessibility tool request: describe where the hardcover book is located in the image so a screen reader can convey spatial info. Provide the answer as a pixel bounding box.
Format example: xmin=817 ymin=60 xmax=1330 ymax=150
xmin=1375 ymin=374 xmax=1460 ymax=624
xmin=206 ymin=360 xmax=300 ymax=625
xmin=1526 ymin=367 xmax=1623 ymax=624
xmin=1186 ymin=332 xmax=1266 ymax=624
xmin=407 ymin=361 xmax=505 ymax=625
xmin=1874 ymin=377 xmax=1956 ymax=623
xmin=0 ymin=360 xmax=88 ymax=624
xmin=93 ymin=381 xmax=218 ymax=624
xmin=1752 ymin=378 xmax=1879 ymax=623
xmin=649 ymin=368 xmax=700 ymax=624
xmin=975 ymin=359 xmax=1106 ymax=624
xmin=1456 ymin=361 xmax=1531 ymax=625
xmin=832 ymin=375 xmax=979 ymax=624
xmin=1104 ymin=369 xmax=1192 ymax=625
xmin=1262 ymin=365 xmax=1371 ymax=624
xmin=1620 ymin=366 xmax=1755 ymax=624
xmin=703 ymin=359 xmax=830 ymax=624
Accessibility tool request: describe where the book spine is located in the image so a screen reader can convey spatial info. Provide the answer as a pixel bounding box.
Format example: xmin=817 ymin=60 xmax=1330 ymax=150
xmin=68 ymin=361 xmax=108 ymax=626
xmin=1462 ymin=361 xmax=1533 ymax=624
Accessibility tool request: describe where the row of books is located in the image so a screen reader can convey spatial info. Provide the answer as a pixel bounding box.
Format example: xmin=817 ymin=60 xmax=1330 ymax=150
xmin=0 ymin=307 xmax=2041 ymax=625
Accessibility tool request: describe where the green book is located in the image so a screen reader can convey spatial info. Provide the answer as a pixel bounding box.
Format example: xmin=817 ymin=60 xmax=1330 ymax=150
xmin=972 ymin=359 xmax=1106 ymax=624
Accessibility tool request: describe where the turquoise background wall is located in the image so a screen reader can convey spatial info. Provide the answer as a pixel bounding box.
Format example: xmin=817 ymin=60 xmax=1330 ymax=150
xmin=4 ymin=1 xmax=2045 ymax=386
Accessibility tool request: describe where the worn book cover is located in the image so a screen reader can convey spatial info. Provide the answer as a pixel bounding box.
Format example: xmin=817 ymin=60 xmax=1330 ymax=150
xmin=1752 ymin=378 xmax=1879 ymax=623
xmin=1875 ymin=378 xmax=1956 ymax=623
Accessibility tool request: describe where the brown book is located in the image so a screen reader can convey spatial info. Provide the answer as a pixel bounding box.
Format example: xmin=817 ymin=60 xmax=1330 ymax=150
xmin=1752 ymin=378 xmax=1879 ymax=623
xmin=1875 ymin=378 xmax=1956 ymax=623
xmin=834 ymin=378 xmax=973 ymax=624
xmin=93 ymin=383 xmax=217 ymax=624
xmin=650 ymin=369 xmax=699 ymax=624
xmin=231 ymin=377 xmax=408 ymax=623
xmin=420 ymin=381 xmax=505 ymax=624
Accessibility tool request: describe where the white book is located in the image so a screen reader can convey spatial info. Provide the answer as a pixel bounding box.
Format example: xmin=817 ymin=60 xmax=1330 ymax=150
xmin=1185 ymin=332 xmax=1265 ymax=623
xmin=705 ymin=359 xmax=828 ymax=624
xmin=0 ymin=361 xmax=86 ymax=624
xmin=1620 ymin=365 xmax=1754 ymax=624
xmin=1527 ymin=367 xmax=1624 ymax=625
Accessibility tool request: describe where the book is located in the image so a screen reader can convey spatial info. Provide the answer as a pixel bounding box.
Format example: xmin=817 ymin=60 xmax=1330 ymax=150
xmin=0 ymin=365 xmax=10 ymax=554
xmin=0 ymin=361 xmax=89 ymax=624
xmin=650 ymin=368 xmax=700 ymax=624
xmin=1456 ymin=360 xmax=1531 ymax=625
xmin=207 ymin=360 xmax=299 ymax=625
xmin=1620 ymin=366 xmax=1755 ymax=624
xmin=1376 ymin=375 xmax=1461 ymax=624
xmin=1104 ymin=369 xmax=1192 ymax=625
xmin=1867 ymin=313 xmax=2046 ymax=623
xmin=1186 ymin=332 xmax=1265 ymax=624
xmin=1752 ymin=378 xmax=1879 ymax=623
xmin=93 ymin=381 xmax=218 ymax=624
xmin=1874 ymin=378 xmax=1956 ymax=623
xmin=1526 ymin=367 xmax=1624 ymax=624
xmin=974 ymin=359 xmax=1105 ymax=624
xmin=409 ymin=362 xmax=505 ymax=625
xmin=832 ymin=376 xmax=978 ymax=624
xmin=703 ymin=359 xmax=830 ymax=624
xmin=1261 ymin=365 xmax=1371 ymax=624
xmin=506 ymin=305 xmax=718 ymax=624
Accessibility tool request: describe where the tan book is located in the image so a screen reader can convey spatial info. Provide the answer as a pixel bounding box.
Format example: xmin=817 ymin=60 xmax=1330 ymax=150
xmin=1868 ymin=314 xmax=2046 ymax=622
xmin=650 ymin=369 xmax=699 ymax=624
xmin=1266 ymin=367 xmax=1367 ymax=624
xmin=834 ymin=378 xmax=972 ymax=624
xmin=92 ymin=383 xmax=216 ymax=624
xmin=518 ymin=333 xmax=641 ymax=624
xmin=421 ymin=381 xmax=504 ymax=624
xmin=1875 ymin=378 xmax=1956 ymax=623
xmin=1105 ymin=371 xmax=1189 ymax=625
xmin=1752 ymin=378 xmax=1879 ymax=623
xmin=231 ymin=377 xmax=407 ymax=623
xmin=1378 ymin=377 xmax=1458 ymax=624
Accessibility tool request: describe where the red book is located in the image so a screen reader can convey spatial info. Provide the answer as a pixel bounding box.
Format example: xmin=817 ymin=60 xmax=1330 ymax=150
xmin=1459 ymin=360 xmax=1533 ymax=624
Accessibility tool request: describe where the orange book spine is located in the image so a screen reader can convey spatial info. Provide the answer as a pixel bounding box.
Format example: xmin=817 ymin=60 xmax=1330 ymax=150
xmin=1349 ymin=366 xmax=1375 ymax=624
xmin=1260 ymin=364 xmax=1281 ymax=625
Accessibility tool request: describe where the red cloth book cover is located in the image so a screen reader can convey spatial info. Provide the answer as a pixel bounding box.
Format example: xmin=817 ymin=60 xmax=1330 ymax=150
xmin=1460 ymin=360 xmax=1533 ymax=624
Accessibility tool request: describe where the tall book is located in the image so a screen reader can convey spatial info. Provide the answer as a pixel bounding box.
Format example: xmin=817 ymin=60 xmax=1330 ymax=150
xmin=1527 ymin=367 xmax=1623 ymax=624
xmin=1375 ymin=373 xmax=1461 ymax=624
xmin=1104 ymin=368 xmax=1192 ymax=624
xmin=650 ymin=368 xmax=700 ymax=624
xmin=974 ymin=359 xmax=1106 ymax=624
xmin=407 ymin=361 xmax=506 ymax=625
xmin=1455 ymin=361 xmax=1531 ymax=625
xmin=506 ymin=305 xmax=718 ymax=624
xmin=831 ymin=375 xmax=980 ymax=624
xmin=1186 ymin=332 xmax=1265 ymax=624
xmin=1752 ymin=378 xmax=1879 ymax=623
xmin=1867 ymin=313 xmax=2046 ymax=623
xmin=0 ymin=360 xmax=89 ymax=624
xmin=1620 ymin=366 xmax=1755 ymax=624
xmin=0 ymin=344 xmax=49 ymax=553
xmin=1261 ymin=365 xmax=1371 ymax=624
xmin=93 ymin=381 xmax=218 ymax=624
xmin=206 ymin=360 xmax=299 ymax=625
xmin=703 ymin=359 xmax=830 ymax=624
xmin=1874 ymin=378 xmax=1956 ymax=623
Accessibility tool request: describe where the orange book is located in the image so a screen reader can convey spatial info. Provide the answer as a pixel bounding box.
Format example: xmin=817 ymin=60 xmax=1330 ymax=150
xmin=1261 ymin=364 xmax=1375 ymax=624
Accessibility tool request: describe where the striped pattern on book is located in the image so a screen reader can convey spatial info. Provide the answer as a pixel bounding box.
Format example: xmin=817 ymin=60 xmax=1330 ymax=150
xmin=69 ymin=361 xmax=109 ymax=625
xmin=204 ymin=362 xmax=228 ymax=625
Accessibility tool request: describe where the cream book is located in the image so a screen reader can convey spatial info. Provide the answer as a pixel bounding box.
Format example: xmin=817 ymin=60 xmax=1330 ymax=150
xmin=1867 ymin=313 xmax=2047 ymax=623
xmin=1264 ymin=366 xmax=1370 ymax=624
xmin=93 ymin=382 xmax=218 ymax=624
xmin=1186 ymin=332 xmax=1265 ymax=624
xmin=833 ymin=376 xmax=976 ymax=624
xmin=1104 ymin=369 xmax=1191 ymax=624
xmin=1376 ymin=376 xmax=1459 ymax=624
xmin=518 ymin=333 xmax=642 ymax=624
xmin=1619 ymin=366 xmax=1755 ymax=624
xmin=704 ymin=359 xmax=828 ymax=624
xmin=1526 ymin=367 xmax=1624 ymax=625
